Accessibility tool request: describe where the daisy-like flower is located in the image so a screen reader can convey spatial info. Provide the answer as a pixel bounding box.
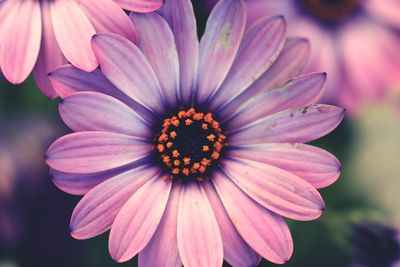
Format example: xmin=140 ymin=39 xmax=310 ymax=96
xmin=0 ymin=0 xmax=163 ymax=98
xmin=205 ymin=0 xmax=400 ymax=113
xmin=46 ymin=0 xmax=345 ymax=265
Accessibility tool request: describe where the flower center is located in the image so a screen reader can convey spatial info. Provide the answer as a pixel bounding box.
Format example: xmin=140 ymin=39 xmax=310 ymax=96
xmin=299 ymin=0 xmax=360 ymax=25
xmin=154 ymin=108 xmax=225 ymax=181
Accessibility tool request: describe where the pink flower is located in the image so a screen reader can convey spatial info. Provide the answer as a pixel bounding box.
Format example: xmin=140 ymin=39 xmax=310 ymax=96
xmin=46 ymin=0 xmax=344 ymax=266
xmin=205 ymin=0 xmax=400 ymax=114
xmin=0 ymin=0 xmax=163 ymax=98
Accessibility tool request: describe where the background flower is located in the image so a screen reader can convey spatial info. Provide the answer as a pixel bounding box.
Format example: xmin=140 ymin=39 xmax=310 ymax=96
xmin=0 ymin=0 xmax=162 ymax=98
xmin=204 ymin=0 xmax=400 ymax=114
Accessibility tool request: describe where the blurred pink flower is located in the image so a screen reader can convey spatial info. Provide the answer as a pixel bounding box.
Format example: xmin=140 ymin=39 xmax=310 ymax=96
xmin=205 ymin=0 xmax=400 ymax=114
xmin=46 ymin=0 xmax=344 ymax=266
xmin=0 ymin=0 xmax=163 ymax=98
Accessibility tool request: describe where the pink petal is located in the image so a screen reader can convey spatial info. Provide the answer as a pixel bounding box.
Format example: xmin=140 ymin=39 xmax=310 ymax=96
xmin=159 ymin=0 xmax=199 ymax=105
xmin=219 ymin=37 xmax=310 ymax=118
xmin=59 ymin=91 xmax=151 ymax=138
xmin=91 ymin=33 xmax=165 ymax=115
xmin=114 ymin=0 xmax=163 ymax=12
xmin=51 ymin=159 xmax=146 ymax=195
xmin=109 ymin=176 xmax=172 ymax=262
xmin=212 ymin=170 xmax=293 ymax=264
xmin=177 ymin=182 xmax=223 ymax=267
xmin=289 ymin=19 xmax=340 ymax=102
xmin=50 ymin=0 xmax=97 ymax=72
xmin=225 ymin=73 xmax=326 ymax=130
xmin=139 ymin=182 xmax=183 ymax=267
xmin=33 ymin=1 xmax=66 ymax=98
xmin=257 ymin=37 xmax=311 ymax=89
xmin=339 ymin=19 xmax=400 ymax=103
xmin=49 ymin=65 xmax=119 ymax=98
xmin=0 ymin=0 xmax=41 ymax=84
xmin=209 ymin=15 xmax=286 ymax=110
xmin=245 ymin=0 xmax=298 ymax=27
xmin=70 ymin=166 xmax=159 ymax=239
xmin=203 ymin=181 xmax=261 ymax=267
xmin=196 ymin=0 xmax=246 ymax=105
xmin=230 ymin=104 xmax=345 ymax=144
xmin=46 ymin=131 xmax=151 ymax=174
xmin=339 ymin=21 xmax=382 ymax=100
xmin=365 ymin=0 xmax=400 ymax=27
xmin=48 ymin=65 xmax=155 ymax=124
xmin=0 ymin=1 xmax=20 ymax=41
xmin=228 ymin=143 xmax=341 ymax=189
xmin=221 ymin=159 xmax=324 ymax=221
xmin=130 ymin=12 xmax=179 ymax=108
xmin=52 ymin=169 xmax=110 ymax=196
xmin=79 ymin=0 xmax=137 ymax=43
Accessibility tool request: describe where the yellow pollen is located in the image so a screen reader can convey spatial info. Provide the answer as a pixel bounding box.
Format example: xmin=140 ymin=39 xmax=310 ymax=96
xmin=201 ymin=158 xmax=211 ymax=166
xmin=204 ymin=113 xmax=213 ymax=123
xmin=211 ymin=151 xmax=220 ymax=160
xmin=163 ymin=155 xmax=170 ymax=163
xmin=193 ymin=163 xmax=200 ymax=170
xmin=171 ymin=119 xmax=179 ymax=127
xmin=187 ymin=108 xmax=195 ymax=116
xmin=214 ymin=142 xmax=222 ymax=151
xmin=199 ymin=165 xmax=206 ymax=173
xmin=159 ymin=133 xmax=168 ymax=142
xmin=183 ymin=157 xmax=191 ymax=165
xmin=185 ymin=119 xmax=193 ymax=126
xmin=212 ymin=121 xmax=220 ymax=129
xmin=178 ymin=111 xmax=187 ymax=118
xmin=157 ymin=144 xmax=165 ymax=153
xmin=193 ymin=113 xmax=204 ymax=120
xmin=170 ymin=131 xmax=177 ymax=139
xmin=172 ymin=150 xmax=180 ymax=157
xmin=207 ymin=134 xmax=216 ymax=141
xmin=155 ymin=108 xmax=226 ymax=180
xmin=182 ymin=168 xmax=190 ymax=176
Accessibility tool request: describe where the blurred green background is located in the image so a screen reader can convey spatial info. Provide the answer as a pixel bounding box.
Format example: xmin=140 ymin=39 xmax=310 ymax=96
xmin=1 ymin=2 xmax=400 ymax=267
